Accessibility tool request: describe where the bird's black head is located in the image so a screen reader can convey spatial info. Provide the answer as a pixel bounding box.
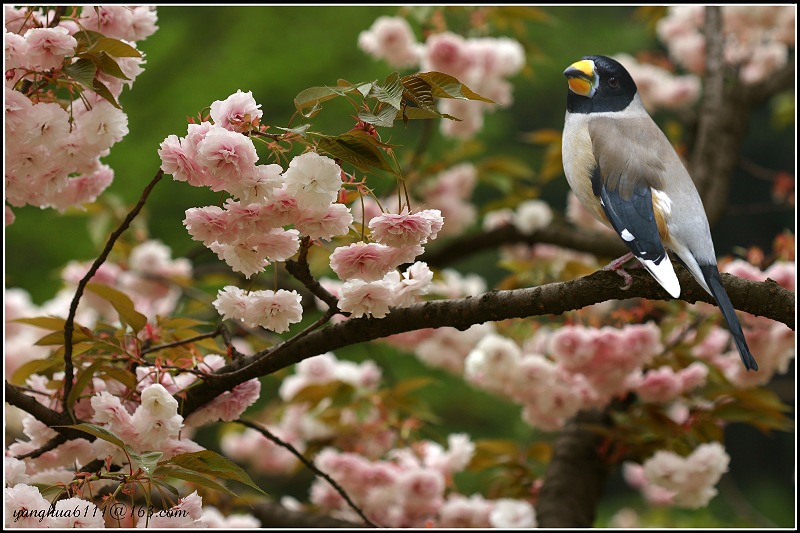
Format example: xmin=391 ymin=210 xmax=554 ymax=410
xmin=564 ymin=55 xmax=638 ymax=114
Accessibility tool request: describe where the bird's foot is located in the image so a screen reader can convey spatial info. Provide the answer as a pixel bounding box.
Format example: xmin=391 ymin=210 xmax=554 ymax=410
xmin=602 ymin=252 xmax=634 ymax=290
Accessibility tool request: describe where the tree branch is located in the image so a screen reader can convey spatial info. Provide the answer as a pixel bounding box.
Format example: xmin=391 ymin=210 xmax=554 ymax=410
xmin=689 ymin=6 xmax=794 ymax=227
xmin=179 ymin=267 xmax=794 ymax=417
xmin=535 ymin=409 xmax=612 ymax=528
xmin=62 ymin=170 xmax=164 ymax=417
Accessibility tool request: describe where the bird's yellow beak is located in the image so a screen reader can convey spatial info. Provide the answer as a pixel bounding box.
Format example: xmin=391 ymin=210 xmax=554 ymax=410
xmin=564 ymin=59 xmax=597 ymax=98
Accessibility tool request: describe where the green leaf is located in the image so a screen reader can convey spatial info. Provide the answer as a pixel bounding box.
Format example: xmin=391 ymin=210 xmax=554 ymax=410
xmin=391 ymin=376 xmax=435 ymax=397
xmin=35 ymin=328 xmax=93 ymax=346
xmin=315 ymin=132 xmax=397 ymax=174
xmin=166 ymin=450 xmax=267 ymax=496
xmin=87 ymin=37 xmax=142 ymax=58
xmin=357 ymin=106 xmax=398 ymax=128
xmin=91 ymin=79 xmax=122 ymax=109
xmin=63 ymin=423 xmax=131 ymax=452
xmin=67 ymin=359 xmax=104 ymax=409
xmin=396 ymin=105 xmax=457 ymax=123
xmin=63 ymin=58 xmax=97 ymax=90
xmin=368 ymin=72 xmax=404 ymax=110
xmin=274 ymin=124 xmax=311 ymax=137
xmin=11 ymin=316 xmax=70 ymax=331
xmin=10 ymin=355 xmax=64 ymax=385
xmin=294 ymin=83 xmax=359 ymax=117
xmin=99 ymin=365 xmax=139 ymax=390
xmin=400 ymin=75 xmax=436 ymax=111
xmin=95 ymin=51 xmax=130 ymax=80
xmin=153 ymin=466 xmax=240 ymax=498
xmin=131 ymin=451 xmax=163 ymax=479
xmin=85 ymin=282 xmax=147 ymax=333
xmin=73 ymin=30 xmax=106 ymax=52
xmin=414 ymin=71 xmax=496 ymax=103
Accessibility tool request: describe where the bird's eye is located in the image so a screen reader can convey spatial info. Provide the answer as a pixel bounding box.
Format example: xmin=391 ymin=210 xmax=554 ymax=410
xmin=608 ymin=77 xmax=620 ymax=89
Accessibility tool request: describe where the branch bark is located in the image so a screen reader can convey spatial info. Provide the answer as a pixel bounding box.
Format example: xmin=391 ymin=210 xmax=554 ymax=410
xmin=179 ymin=267 xmax=794 ymax=417
xmin=535 ymin=409 xmax=612 ymax=528
xmin=419 ymin=223 xmax=628 ymax=268
xmin=690 ymin=6 xmax=795 ymax=226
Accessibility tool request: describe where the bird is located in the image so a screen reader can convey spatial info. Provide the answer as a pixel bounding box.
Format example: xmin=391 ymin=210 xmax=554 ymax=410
xmin=560 ymin=54 xmax=758 ymax=371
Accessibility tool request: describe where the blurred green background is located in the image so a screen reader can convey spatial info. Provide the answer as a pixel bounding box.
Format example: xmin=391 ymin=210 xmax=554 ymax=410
xmin=4 ymin=6 xmax=795 ymax=527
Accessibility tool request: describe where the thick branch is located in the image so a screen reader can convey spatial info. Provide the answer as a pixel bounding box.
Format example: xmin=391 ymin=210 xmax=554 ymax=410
xmin=5 ymin=382 xmax=91 ymax=452
xmin=420 ymin=223 xmax=628 ymax=268
xmin=180 ymin=268 xmax=794 ymax=417
xmin=690 ymin=6 xmax=795 ymax=226
xmin=535 ymin=409 xmax=611 ymax=528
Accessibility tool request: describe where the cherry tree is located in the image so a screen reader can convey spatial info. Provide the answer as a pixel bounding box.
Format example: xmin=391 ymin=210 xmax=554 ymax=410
xmin=4 ymin=5 xmax=795 ymax=528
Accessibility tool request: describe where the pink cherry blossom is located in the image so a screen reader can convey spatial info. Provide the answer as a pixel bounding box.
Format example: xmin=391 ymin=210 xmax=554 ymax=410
xmin=635 ymin=366 xmax=684 ymax=403
xmin=210 ymin=89 xmax=263 ymax=133
xmin=642 ymin=442 xmax=730 ymax=509
xmin=130 ymin=383 xmax=183 ymax=449
xmin=678 ymin=362 xmax=709 ymax=391
xmin=283 ymin=151 xmax=344 ymax=212
xmin=142 ymin=490 xmax=204 ymax=528
xmin=78 ymin=5 xmax=135 ymax=41
xmin=185 ymin=378 xmax=261 ymax=427
xmin=195 ymin=125 xmax=259 ymax=182
xmin=422 ymin=31 xmax=472 ymax=79
xmin=369 ymin=208 xmax=443 ymax=247
xmin=228 ymin=163 xmax=283 ymax=203
xmin=330 ymin=241 xmax=401 ymax=282
xmin=512 ymin=199 xmax=553 ymax=235
xmin=338 ymin=278 xmax=396 ymax=318
xmin=440 ymin=494 xmax=493 ymax=528
xmin=357 ymin=16 xmax=421 ymax=68
xmin=392 ymin=261 xmax=434 ymax=307
xmin=4 ymin=483 xmax=53 ymax=527
xmin=129 ymin=6 xmax=160 ymax=41
xmin=488 ymin=499 xmax=537 ymax=528
xmin=76 ymin=100 xmax=129 ymax=150
xmin=49 ymin=497 xmax=106 ymax=528
xmin=23 ymin=26 xmax=76 ymax=70
xmin=465 ymin=333 xmax=523 ymax=392
xmin=47 ymin=164 xmax=115 ymax=212
xmin=294 ymin=203 xmax=354 ymax=241
xmin=247 ymin=289 xmax=303 ymax=332
xmin=183 ymin=205 xmax=230 ymax=246
xmin=5 ymin=31 xmax=31 ymax=70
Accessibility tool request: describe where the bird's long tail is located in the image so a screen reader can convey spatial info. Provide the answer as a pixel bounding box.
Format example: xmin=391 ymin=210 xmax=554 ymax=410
xmin=699 ymin=264 xmax=759 ymax=371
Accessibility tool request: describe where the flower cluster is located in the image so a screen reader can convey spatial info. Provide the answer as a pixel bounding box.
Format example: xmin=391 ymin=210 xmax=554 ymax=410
xmin=4 ymin=6 xmax=158 ymax=221
xmin=624 ymin=442 xmax=731 ymax=509
xmin=213 ymin=286 xmax=303 ymax=332
xmin=4 ymin=240 xmax=190 ymax=378
xmin=161 ymin=91 xmax=355 ymax=280
xmin=612 ymin=53 xmax=701 ymax=111
xmin=656 ymin=5 xmax=795 ymax=85
xmin=463 ymin=323 xmax=666 ymax=430
xmin=691 ymin=259 xmax=795 ymax=388
xmin=358 ymin=15 xmax=526 ymax=138
xmin=310 ymin=443 xmax=535 ymax=528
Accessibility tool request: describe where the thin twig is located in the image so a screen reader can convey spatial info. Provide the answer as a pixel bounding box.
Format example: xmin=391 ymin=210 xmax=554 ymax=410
xmin=140 ymin=323 xmax=229 ymax=357
xmin=236 ymin=419 xmax=378 ymax=528
xmin=284 ymin=237 xmax=341 ymax=311
xmin=62 ymin=170 xmax=164 ymax=418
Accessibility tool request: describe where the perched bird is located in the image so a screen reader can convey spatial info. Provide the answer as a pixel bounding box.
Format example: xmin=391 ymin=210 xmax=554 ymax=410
xmin=561 ymin=55 xmax=758 ymax=371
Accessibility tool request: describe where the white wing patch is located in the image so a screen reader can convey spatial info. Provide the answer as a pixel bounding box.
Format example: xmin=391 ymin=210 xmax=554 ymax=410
xmin=620 ymin=229 xmax=635 ymax=241
xmin=652 ymin=189 xmax=673 ymax=216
